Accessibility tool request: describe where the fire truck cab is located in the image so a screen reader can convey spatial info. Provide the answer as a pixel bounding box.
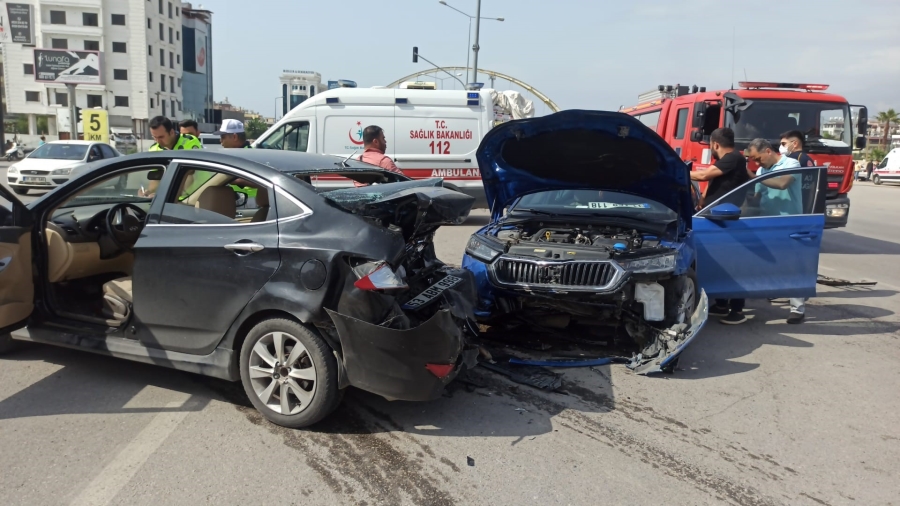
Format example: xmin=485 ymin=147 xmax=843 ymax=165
xmin=621 ymin=82 xmax=867 ymax=228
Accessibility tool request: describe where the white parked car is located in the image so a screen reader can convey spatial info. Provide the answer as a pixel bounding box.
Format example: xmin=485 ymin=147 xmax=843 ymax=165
xmin=6 ymin=140 xmax=121 ymax=195
xmin=199 ymin=133 xmax=222 ymax=150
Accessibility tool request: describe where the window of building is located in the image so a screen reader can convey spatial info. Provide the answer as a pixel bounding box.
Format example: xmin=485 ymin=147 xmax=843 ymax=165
xmin=83 ymin=12 xmax=98 ymax=26
xmin=112 ymin=42 xmax=127 ymax=53
xmin=162 ymin=100 xmax=167 ymax=116
xmin=175 ymin=6 xmax=179 ymax=16
xmin=168 ymin=2 xmax=173 ymax=18
xmin=115 ymin=96 xmax=129 ymax=107
xmin=171 ymin=100 xmax=175 ymax=115
xmin=149 ymin=72 xmax=153 ymax=82
xmin=111 ymin=14 xmax=126 ymax=25
xmin=161 ymin=76 xmax=166 ymax=91
xmin=25 ymin=91 xmax=40 ymax=102
xmin=23 ymin=64 xmax=34 ymax=75
xmin=87 ymin=94 xmax=103 ymax=108
xmin=51 ymin=38 xmax=68 ymax=49
xmin=50 ymin=10 xmax=66 ymax=24
xmin=84 ymin=40 xmax=100 ymax=51
xmin=159 ymin=22 xmax=164 ymax=40
xmin=56 ymin=92 xmax=68 ymax=106
xmin=169 ymin=52 xmax=174 ymax=68
xmin=177 ymin=78 xmax=181 ymax=88
xmin=176 ymin=31 xmax=180 ymax=41
xmin=148 ymin=44 xmax=152 ymax=56
xmin=176 ymin=54 xmax=181 ymax=64
xmin=177 ymin=100 xmax=182 ymax=112
xmin=113 ymin=69 xmax=128 ymax=80
xmin=150 ymin=98 xmax=155 ymax=108
xmin=674 ymin=108 xmax=689 ymax=140
xmin=159 ymin=48 xmax=165 ymax=66
xmin=169 ymin=27 xmax=173 ymax=43
xmin=158 ymin=0 xmax=163 ymax=15
xmin=169 ymin=76 xmax=174 ymax=91
xmin=147 ymin=17 xmax=151 ymax=29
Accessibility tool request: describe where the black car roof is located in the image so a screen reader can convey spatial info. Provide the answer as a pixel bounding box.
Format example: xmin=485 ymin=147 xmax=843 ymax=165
xmin=124 ymin=148 xmax=397 ymax=175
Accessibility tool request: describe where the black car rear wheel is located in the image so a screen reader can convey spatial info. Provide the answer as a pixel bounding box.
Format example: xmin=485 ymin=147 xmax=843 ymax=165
xmin=239 ymin=318 xmax=341 ymax=429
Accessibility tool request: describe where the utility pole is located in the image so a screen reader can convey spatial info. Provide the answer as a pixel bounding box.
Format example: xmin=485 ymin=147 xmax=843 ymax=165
xmin=67 ymin=84 xmax=78 ymax=139
xmin=471 ymin=0 xmax=482 ymax=87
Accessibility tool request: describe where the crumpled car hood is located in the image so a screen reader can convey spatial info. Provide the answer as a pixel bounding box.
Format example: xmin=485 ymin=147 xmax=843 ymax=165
xmin=324 ymin=178 xmax=474 ymax=238
xmin=476 ymin=110 xmax=694 ymax=225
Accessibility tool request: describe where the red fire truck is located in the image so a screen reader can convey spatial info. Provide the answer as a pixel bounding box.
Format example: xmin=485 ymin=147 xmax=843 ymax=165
xmin=620 ymin=82 xmax=867 ymax=228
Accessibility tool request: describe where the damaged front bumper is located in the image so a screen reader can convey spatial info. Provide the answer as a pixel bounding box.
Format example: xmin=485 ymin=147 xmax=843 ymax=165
xmin=629 ymin=289 xmax=709 ymax=375
xmin=325 ymin=308 xmax=467 ymax=401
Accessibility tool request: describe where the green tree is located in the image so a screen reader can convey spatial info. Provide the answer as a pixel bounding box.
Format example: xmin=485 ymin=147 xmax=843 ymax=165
xmin=871 ymin=148 xmax=886 ymax=162
xmin=876 ymin=109 xmax=899 ymax=150
xmin=245 ymin=118 xmax=268 ymax=139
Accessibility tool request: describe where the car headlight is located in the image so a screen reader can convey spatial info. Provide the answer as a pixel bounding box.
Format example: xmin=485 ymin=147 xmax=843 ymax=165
xmin=7 ymin=165 xmax=17 ymax=174
xmin=465 ymin=236 xmax=501 ymax=262
xmin=618 ymin=254 xmax=676 ymax=274
xmin=51 ymin=168 xmax=74 ymax=175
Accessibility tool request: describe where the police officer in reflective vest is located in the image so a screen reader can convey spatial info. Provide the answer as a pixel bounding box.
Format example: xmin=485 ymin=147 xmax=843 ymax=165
xmin=215 ymin=119 xmax=252 ymax=149
xmin=140 ymin=116 xmax=203 ymax=197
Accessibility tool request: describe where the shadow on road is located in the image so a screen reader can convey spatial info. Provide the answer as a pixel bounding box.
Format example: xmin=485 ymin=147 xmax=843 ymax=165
xmin=821 ymin=230 xmax=900 ymax=255
xmin=816 ymin=288 xmax=898 ymax=299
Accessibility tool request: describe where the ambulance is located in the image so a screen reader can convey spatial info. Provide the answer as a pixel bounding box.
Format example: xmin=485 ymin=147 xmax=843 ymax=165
xmin=252 ymin=87 xmax=535 ymax=208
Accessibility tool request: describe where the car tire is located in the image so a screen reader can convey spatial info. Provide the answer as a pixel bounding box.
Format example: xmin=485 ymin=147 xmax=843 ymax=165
xmin=239 ymin=318 xmax=341 ymax=429
xmin=0 ymin=333 xmax=15 ymax=354
xmin=873 ymin=175 xmax=882 ymax=185
xmin=662 ymin=269 xmax=699 ymax=327
xmin=12 ymin=187 xmax=29 ymax=195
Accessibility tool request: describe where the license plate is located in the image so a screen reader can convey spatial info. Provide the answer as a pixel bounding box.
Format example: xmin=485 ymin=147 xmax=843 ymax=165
xmin=22 ymin=176 xmax=47 ymax=183
xmin=402 ymin=275 xmax=463 ymax=310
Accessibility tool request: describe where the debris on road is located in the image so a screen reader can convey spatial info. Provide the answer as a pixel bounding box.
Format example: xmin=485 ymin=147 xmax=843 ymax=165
xmin=508 ymin=357 xmax=630 ymax=368
xmin=467 ymin=456 xmax=475 ymax=467
xmin=479 ymin=360 xmax=563 ymax=391
xmin=817 ymin=274 xmax=877 ymax=287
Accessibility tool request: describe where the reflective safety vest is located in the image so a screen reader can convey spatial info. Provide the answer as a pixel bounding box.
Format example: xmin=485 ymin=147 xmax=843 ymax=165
xmin=149 ymin=133 xmax=202 ymax=151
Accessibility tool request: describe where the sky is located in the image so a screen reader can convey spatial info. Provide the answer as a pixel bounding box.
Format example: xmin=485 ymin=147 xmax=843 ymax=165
xmin=205 ymin=0 xmax=900 ymax=118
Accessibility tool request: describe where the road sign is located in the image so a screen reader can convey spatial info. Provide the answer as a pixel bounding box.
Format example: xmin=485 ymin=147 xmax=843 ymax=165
xmin=82 ymin=109 xmax=108 ymax=143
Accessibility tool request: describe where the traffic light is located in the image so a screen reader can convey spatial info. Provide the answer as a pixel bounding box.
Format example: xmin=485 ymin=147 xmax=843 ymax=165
xmin=412 ymin=47 xmax=418 ymax=63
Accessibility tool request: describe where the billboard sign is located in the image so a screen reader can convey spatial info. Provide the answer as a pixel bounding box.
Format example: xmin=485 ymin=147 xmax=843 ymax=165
xmin=194 ymin=29 xmax=207 ymax=75
xmin=33 ymin=49 xmax=103 ymax=84
xmin=1 ymin=2 xmax=35 ymax=44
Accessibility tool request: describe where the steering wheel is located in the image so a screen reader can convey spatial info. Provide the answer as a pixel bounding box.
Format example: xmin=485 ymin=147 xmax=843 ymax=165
xmin=104 ymin=203 xmax=147 ymax=249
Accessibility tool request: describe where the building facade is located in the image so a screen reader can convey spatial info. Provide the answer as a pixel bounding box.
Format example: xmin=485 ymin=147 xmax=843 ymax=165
xmin=278 ymin=70 xmax=321 ymax=118
xmin=1 ymin=0 xmax=185 ymax=139
xmin=180 ymin=2 xmax=211 ymax=130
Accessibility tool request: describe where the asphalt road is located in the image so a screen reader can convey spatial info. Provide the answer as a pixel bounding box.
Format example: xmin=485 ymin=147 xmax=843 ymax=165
xmin=2 ymin=162 xmax=899 ymax=505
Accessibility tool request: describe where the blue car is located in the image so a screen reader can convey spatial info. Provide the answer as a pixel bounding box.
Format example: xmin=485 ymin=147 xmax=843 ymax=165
xmin=462 ymin=110 xmax=827 ymax=374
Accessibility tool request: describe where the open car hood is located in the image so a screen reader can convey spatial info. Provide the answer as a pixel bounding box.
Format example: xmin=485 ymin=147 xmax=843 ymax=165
xmin=476 ymin=110 xmax=694 ymax=224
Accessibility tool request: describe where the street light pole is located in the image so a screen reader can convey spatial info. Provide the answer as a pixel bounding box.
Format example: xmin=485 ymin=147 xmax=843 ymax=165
xmin=472 ymin=0 xmax=482 ymax=86
xmin=438 ymin=1 xmax=502 ymax=88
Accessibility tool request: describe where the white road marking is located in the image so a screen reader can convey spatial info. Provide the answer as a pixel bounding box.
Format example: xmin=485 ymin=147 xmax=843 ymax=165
xmin=70 ymin=398 xmax=190 ymax=506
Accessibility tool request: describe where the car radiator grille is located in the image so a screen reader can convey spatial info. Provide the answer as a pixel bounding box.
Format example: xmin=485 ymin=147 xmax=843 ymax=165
xmin=494 ymin=258 xmax=616 ymax=288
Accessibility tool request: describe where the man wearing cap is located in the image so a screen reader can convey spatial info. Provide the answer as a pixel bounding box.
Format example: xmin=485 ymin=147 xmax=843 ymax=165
xmin=215 ymin=119 xmax=252 ymax=149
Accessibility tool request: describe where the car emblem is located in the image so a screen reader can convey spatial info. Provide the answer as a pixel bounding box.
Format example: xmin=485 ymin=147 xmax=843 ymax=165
xmin=128 ymin=226 xmax=138 ymax=232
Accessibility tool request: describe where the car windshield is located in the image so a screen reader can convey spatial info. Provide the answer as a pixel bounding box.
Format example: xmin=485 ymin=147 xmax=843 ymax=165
xmin=201 ymin=136 xmax=220 ymax=145
xmin=730 ymin=99 xmax=852 ymax=154
xmin=27 ymin=143 xmax=89 ymax=160
xmin=511 ymin=190 xmax=679 ymax=222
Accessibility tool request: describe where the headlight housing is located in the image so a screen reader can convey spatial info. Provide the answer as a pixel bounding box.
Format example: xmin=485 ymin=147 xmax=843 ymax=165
xmin=51 ymin=168 xmax=74 ymax=175
xmin=618 ymin=254 xmax=676 ymax=274
xmin=465 ymin=236 xmax=501 ymax=262
xmin=7 ymin=165 xmax=18 ymax=174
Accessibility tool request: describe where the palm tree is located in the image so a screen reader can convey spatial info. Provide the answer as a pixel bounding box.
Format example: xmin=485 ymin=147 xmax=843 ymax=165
xmin=876 ymin=109 xmax=899 ymax=150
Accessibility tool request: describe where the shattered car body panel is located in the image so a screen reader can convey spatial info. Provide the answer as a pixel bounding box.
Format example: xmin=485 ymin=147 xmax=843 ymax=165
xmin=462 ymin=111 xmax=708 ymax=373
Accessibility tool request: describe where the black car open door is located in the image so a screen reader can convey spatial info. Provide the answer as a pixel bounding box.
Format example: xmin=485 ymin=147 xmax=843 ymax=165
xmin=0 ymin=186 xmax=35 ymax=335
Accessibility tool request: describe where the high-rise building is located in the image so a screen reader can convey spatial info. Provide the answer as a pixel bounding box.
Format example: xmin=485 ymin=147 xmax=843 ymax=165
xmin=278 ymin=70 xmax=321 ymax=118
xmin=180 ymin=2 xmax=212 ymax=130
xmin=1 ymin=0 xmax=186 ymax=138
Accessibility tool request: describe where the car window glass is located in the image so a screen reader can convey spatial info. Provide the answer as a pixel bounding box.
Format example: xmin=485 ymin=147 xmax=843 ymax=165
xmin=634 ymin=110 xmax=661 ymax=130
xmin=674 ymin=108 xmax=689 ymax=139
xmin=56 ymin=166 xmax=164 ymax=209
xmin=700 ymin=167 xmax=820 ymax=217
xmin=100 ymin=145 xmax=117 ymax=158
xmin=29 ymin=143 xmax=89 ymax=160
xmin=257 ymin=122 xmax=309 ymax=152
xmin=160 ymin=165 xmax=273 ymax=225
xmin=275 ymin=188 xmax=310 ymax=219
xmin=88 ymin=146 xmax=103 ymax=160
xmin=878 ymin=157 xmax=889 ymax=169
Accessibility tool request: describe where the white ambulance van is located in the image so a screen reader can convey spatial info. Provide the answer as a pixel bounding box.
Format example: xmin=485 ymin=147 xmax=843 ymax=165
xmin=253 ymin=87 xmax=533 ymax=208
xmin=872 ymin=148 xmax=900 ymax=186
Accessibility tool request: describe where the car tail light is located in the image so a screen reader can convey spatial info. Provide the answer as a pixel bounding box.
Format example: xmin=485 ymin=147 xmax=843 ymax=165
xmin=352 ymin=261 xmax=408 ymax=291
xmin=425 ymin=363 xmax=455 ymax=379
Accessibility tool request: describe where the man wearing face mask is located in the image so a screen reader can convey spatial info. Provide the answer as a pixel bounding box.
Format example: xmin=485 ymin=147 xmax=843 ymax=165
xmin=780 ymin=130 xmax=815 ymax=168
xmin=690 ymin=128 xmax=751 ymax=324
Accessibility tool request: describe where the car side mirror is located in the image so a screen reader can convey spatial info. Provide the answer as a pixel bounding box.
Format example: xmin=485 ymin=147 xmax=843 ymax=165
xmin=692 ymin=102 xmax=708 ymax=128
xmin=856 ymin=137 xmax=867 ymax=149
xmin=235 ymin=192 xmax=248 ymax=208
xmin=707 ymin=203 xmax=741 ymax=221
xmin=690 ymin=129 xmax=704 ymax=143
xmin=147 ymin=169 xmax=163 ymax=181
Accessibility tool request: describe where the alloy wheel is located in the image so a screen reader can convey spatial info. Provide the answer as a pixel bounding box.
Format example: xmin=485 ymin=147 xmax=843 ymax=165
xmin=248 ymin=331 xmax=317 ymax=415
xmin=677 ymin=277 xmax=696 ymax=324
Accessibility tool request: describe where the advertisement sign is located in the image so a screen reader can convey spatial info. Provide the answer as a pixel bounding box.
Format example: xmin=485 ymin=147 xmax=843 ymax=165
xmin=82 ymin=110 xmax=109 ymax=144
xmin=0 ymin=2 xmax=34 ymax=44
xmin=194 ymin=29 xmax=207 ymax=75
xmin=33 ymin=49 xmax=104 ymax=85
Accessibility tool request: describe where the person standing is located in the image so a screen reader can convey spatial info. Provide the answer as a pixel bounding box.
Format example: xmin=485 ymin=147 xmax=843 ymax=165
xmin=141 ymin=116 xmax=203 ymax=197
xmin=866 ymin=159 xmax=874 ymax=181
xmin=180 ymin=119 xmax=202 ymax=140
xmin=358 ymin=125 xmax=402 ymax=174
xmin=215 ymin=119 xmax=252 ymax=149
xmin=779 ymin=130 xmax=815 ymax=167
xmin=38 ymin=136 xmax=46 ymax=147
xmin=690 ymin=128 xmax=751 ymax=324
xmin=745 ymin=138 xmax=806 ymax=324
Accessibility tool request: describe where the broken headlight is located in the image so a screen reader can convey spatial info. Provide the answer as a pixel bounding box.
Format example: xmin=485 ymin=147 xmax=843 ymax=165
xmin=465 ymin=236 xmax=501 ymax=262
xmin=618 ymin=253 xmax=676 ymax=274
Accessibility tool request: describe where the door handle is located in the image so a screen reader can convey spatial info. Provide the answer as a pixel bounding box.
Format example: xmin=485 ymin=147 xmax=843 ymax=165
xmin=224 ymin=242 xmax=264 ymax=253
xmin=789 ymin=232 xmax=818 ymax=240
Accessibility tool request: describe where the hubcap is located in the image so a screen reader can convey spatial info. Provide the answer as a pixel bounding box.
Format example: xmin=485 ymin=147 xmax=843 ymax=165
xmin=248 ymin=332 xmax=317 ymax=415
xmin=677 ymin=278 xmax=696 ymax=324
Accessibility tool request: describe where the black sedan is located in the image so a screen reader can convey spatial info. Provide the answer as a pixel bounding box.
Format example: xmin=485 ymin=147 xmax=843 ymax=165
xmin=0 ymin=149 xmax=477 ymax=428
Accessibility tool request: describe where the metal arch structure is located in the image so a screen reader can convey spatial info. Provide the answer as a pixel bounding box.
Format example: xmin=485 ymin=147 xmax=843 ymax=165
xmin=386 ymin=67 xmax=560 ymax=113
